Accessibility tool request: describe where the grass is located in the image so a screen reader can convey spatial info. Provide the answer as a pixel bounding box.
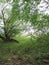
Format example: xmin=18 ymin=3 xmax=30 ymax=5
xmin=0 ymin=36 xmax=49 ymax=65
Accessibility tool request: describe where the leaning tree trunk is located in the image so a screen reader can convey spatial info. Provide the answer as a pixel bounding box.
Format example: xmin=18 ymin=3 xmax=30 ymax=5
xmin=0 ymin=10 xmax=19 ymax=43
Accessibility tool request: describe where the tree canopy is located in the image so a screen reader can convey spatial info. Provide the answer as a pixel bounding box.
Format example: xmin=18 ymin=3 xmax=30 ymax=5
xmin=0 ymin=0 xmax=49 ymax=41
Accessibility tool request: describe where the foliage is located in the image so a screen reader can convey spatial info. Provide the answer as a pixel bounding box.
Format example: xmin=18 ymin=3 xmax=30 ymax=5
xmin=0 ymin=0 xmax=49 ymax=65
xmin=0 ymin=36 xmax=49 ymax=65
xmin=0 ymin=0 xmax=49 ymax=41
xmin=0 ymin=0 xmax=21 ymax=41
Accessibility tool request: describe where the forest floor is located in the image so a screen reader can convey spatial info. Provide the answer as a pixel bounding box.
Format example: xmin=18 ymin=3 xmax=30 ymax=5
xmin=0 ymin=36 xmax=49 ymax=65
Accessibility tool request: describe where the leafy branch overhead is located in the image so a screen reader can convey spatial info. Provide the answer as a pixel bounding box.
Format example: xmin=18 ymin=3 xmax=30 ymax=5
xmin=0 ymin=0 xmax=49 ymax=42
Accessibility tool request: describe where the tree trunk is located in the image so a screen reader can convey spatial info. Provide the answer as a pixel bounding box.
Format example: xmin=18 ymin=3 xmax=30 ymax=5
xmin=0 ymin=35 xmax=6 ymax=41
xmin=1 ymin=10 xmax=19 ymax=43
xmin=0 ymin=34 xmax=19 ymax=43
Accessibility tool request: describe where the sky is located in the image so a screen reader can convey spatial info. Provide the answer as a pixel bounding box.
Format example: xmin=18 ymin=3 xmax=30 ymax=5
xmin=38 ymin=0 xmax=49 ymax=14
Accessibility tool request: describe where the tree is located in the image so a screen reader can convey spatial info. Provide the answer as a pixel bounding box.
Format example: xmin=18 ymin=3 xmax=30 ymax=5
xmin=0 ymin=0 xmax=49 ymax=42
xmin=0 ymin=0 xmax=21 ymax=42
xmin=11 ymin=0 xmax=49 ymax=40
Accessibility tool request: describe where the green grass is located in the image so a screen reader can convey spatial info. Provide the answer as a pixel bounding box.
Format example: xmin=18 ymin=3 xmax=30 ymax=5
xmin=0 ymin=36 xmax=49 ymax=65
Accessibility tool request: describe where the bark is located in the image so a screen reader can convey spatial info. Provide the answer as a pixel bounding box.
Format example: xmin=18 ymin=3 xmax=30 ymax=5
xmin=0 ymin=35 xmax=19 ymax=43
xmin=1 ymin=10 xmax=19 ymax=43
xmin=0 ymin=35 xmax=6 ymax=41
xmin=7 ymin=38 xmax=19 ymax=43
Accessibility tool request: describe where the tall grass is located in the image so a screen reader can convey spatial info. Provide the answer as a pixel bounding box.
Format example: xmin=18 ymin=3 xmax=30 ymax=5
xmin=0 ymin=36 xmax=49 ymax=65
